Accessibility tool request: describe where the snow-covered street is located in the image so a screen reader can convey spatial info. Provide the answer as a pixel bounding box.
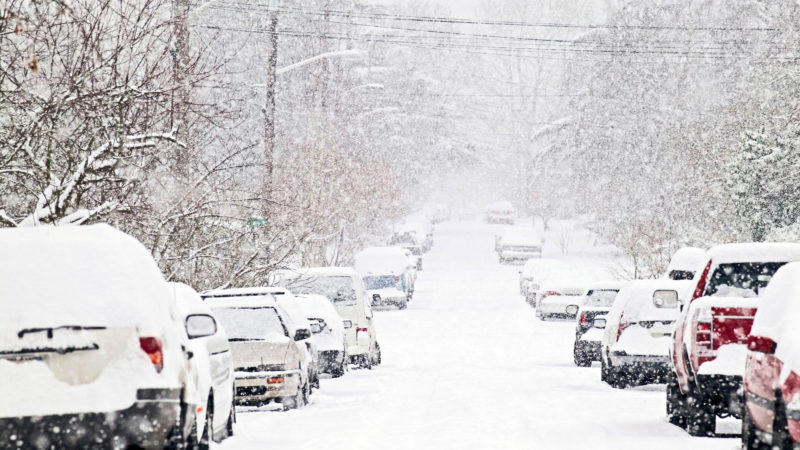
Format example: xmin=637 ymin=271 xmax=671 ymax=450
xmin=219 ymin=221 xmax=738 ymax=449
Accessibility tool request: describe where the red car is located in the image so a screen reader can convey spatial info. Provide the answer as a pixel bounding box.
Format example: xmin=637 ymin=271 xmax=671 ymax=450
xmin=667 ymin=243 xmax=800 ymax=436
xmin=743 ymin=262 xmax=800 ymax=449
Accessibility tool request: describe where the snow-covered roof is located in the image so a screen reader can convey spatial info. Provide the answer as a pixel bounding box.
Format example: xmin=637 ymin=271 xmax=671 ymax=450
xmin=666 ymin=247 xmax=707 ymax=273
xmin=707 ymin=243 xmax=800 ymax=264
xmin=501 ymin=227 xmax=541 ymax=246
xmin=354 ymin=246 xmax=409 ymax=275
xmin=0 ymin=224 xmax=173 ymax=335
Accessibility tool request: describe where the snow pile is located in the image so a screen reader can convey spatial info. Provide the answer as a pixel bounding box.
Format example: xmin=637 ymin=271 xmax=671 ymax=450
xmin=354 ymin=246 xmax=409 ymax=275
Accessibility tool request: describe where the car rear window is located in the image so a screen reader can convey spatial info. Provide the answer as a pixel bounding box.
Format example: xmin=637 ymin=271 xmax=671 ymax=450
xmin=705 ymin=262 xmax=786 ymax=297
xmin=582 ymin=289 xmax=619 ymax=307
xmin=286 ymin=276 xmax=357 ymax=306
xmin=212 ymin=307 xmax=288 ymax=341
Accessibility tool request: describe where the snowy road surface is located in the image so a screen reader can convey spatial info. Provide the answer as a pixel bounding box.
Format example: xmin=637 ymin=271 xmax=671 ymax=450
xmin=219 ymin=221 xmax=738 ymax=450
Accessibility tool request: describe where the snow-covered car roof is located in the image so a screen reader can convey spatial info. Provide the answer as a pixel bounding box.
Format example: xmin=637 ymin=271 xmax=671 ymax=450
xmin=171 ymin=282 xmax=212 ymax=318
xmin=521 ymin=258 xmax=560 ymax=277
xmin=354 ymin=246 xmax=410 ymax=275
xmin=294 ymin=294 xmax=342 ymax=326
xmin=752 ymin=262 xmax=800 ymax=374
xmin=612 ymin=279 xmax=694 ymax=322
xmin=276 ymin=266 xmax=358 ymax=280
xmin=500 ymin=228 xmax=541 ymax=246
xmin=584 ymin=280 xmax=626 ymax=291
xmin=203 ymin=286 xmax=290 ymax=298
xmin=666 ymin=247 xmax=706 ymax=273
xmin=203 ymin=290 xmax=279 ymax=309
xmin=486 ymin=201 xmax=514 ymax=211
xmin=0 ymin=224 xmax=173 ymax=334
xmin=706 ymin=243 xmax=800 ymax=264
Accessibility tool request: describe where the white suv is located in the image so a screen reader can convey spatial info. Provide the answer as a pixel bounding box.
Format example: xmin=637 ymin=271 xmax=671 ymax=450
xmin=0 ymin=225 xmax=195 ymax=449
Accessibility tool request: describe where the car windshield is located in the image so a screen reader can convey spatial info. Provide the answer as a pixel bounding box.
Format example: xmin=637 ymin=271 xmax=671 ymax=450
xmin=211 ymin=307 xmax=287 ymax=341
xmin=706 ymin=262 xmax=786 ymax=297
xmin=582 ymin=289 xmax=619 ymax=307
xmin=363 ymin=275 xmax=401 ymax=290
xmin=285 ymin=276 xmax=358 ymax=306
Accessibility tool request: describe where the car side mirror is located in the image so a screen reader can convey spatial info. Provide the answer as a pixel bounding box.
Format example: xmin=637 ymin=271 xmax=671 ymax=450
xmin=343 ymin=320 xmax=353 ymax=329
xmin=294 ymin=329 xmax=311 ymax=341
xmin=593 ymin=318 xmax=607 ymax=329
xmin=653 ymin=290 xmax=680 ymax=309
xmin=185 ymin=314 xmax=217 ymax=339
xmin=372 ymin=294 xmax=381 ymax=306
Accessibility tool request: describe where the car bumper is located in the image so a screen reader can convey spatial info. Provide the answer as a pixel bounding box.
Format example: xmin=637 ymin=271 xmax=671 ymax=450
xmin=610 ymin=351 xmax=671 ymax=378
xmin=0 ymin=388 xmax=181 ymax=449
xmin=499 ymin=251 xmax=541 ymax=261
xmin=234 ymin=370 xmax=302 ymax=404
xmin=697 ymin=374 xmax=743 ymax=418
xmin=574 ymin=339 xmax=601 ymax=361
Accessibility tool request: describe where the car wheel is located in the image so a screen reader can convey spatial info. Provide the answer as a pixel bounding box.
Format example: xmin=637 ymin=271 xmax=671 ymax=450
xmin=225 ymin=399 xmax=235 ymax=438
xmin=685 ymin=385 xmax=714 ymax=436
xmin=773 ymin=390 xmax=791 ymax=449
xmin=573 ymin=342 xmax=591 ymax=367
xmin=666 ymin=372 xmax=687 ymax=428
xmin=600 ymin=356 xmax=609 ymax=383
xmin=282 ymin=384 xmax=306 ymax=411
xmin=374 ymin=342 xmax=382 ymax=366
xmin=198 ymin=399 xmax=212 ymax=450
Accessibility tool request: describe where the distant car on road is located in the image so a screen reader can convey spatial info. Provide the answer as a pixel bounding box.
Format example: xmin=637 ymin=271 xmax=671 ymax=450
xmin=355 ymin=247 xmax=415 ymax=309
xmin=536 ymin=281 xmax=587 ymax=320
xmin=485 ymin=201 xmax=516 ymax=224
xmin=387 ymin=232 xmax=424 ymax=270
xmin=274 ymin=267 xmax=381 ymax=369
xmin=600 ymin=279 xmax=692 ymax=388
xmin=203 ymin=288 xmax=313 ymax=411
xmin=497 ymin=228 xmax=542 ymax=264
xmin=573 ymin=281 xmax=624 ymax=367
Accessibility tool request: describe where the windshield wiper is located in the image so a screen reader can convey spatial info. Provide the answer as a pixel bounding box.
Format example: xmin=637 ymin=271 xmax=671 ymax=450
xmin=0 ymin=343 xmax=100 ymax=356
xmin=18 ymin=325 xmax=106 ymax=339
xmin=228 ymin=338 xmax=266 ymax=342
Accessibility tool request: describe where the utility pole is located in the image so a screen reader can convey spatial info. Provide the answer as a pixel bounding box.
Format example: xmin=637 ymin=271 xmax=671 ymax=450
xmin=263 ymin=0 xmax=280 ymax=211
xmin=173 ymin=0 xmax=191 ymax=176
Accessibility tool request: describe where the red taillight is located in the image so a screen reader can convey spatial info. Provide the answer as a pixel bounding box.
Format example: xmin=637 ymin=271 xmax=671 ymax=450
xmin=691 ymin=259 xmax=713 ymax=302
xmin=356 ymin=327 xmax=368 ymax=333
xmin=139 ymin=337 xmax=163 ymax=373
xmin=267 ymin=377 xmax=284 ymax=384
xmin=747 ymin=335 xmax=776 ymax=354
xmin=394 ymin=276 xmax=400 ymax=281
xmin=616 ymin=316 xmax=627 ymax=341
xmin=542 ymin=291 xmax=560 ymax=299
xmin=579 ymin=313 xmax=588 ymax=327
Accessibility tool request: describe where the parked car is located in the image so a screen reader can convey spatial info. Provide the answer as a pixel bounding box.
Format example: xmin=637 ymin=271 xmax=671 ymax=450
xmin=172 ymin=282 xmax=235 ymax=446
xmin=355 ymin=247 xmax=415 ymax=309
xmin=387 ymin=232 xmax=423 ymax=270
xmin=665 ymin=247 xmax=706 ymax=280
xmin=202 ymin=288 xmax=313 ymax=410
xmin=401 ymin=214 xmax=434 ymax=251
xmin=485 ymin=201 xmax=516 ymax=224
xmin=573 ymin=281 xmax=624 ymax=367
xmin=600 ymin=279 xmax=692 ymax=388
xmin=667 ymin=243 xmax=800 ymax=436
xmin=522 ymin=259 xmax=569 ymax=307
xmin=496 ymin=228 xmax=543 ymax=264
xmin=295 ymin=294 xmax=348 ymax=378
xmin=536 ymin=281 xmax=587 ymax=320
xmin=742 ymin=262 xmax=800 ymax=449
xmin=0 ymin=225 xmax=195 ymax=449
xmin=268 ymin=287 xmax=320 ymax=391
xmin=274 ymin=267 xmax=381 ymax=369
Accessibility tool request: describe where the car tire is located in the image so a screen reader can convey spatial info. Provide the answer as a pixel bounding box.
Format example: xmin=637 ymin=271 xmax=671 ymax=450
xmin=374 ymin=342 xmax=382 ymax=366
xmin=399 ymin=299 xmax=408 ymax=310
xmin=666 ymin=372 xmax=687 ymax=428
xmin=573 ymin=341 xmax=591 ymax=367
xmin=198 ymin=399 xmax=212 ymax=450
xmin=601 ymin=356 xmax=610 ymax=383
xmin=685 ymin=385 xmax=714 ymax=437
xmin=772 ymin=390 xmax=791 ymax=449
xmin=282 ymin=384 xmax=305 ymax=411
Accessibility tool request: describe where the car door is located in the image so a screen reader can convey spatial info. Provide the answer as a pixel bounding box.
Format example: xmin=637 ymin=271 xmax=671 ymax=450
xmin=205 ymin=330 xmax=233 ymax=430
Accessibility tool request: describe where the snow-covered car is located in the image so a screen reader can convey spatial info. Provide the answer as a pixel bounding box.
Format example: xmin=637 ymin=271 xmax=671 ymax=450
xmin=295 ymin=294 xmax=348 ymax=377
xmin=355 ymin=246 xmax=415 ymax=309
xmin=274 ymin=267 xmax=381 ymax=369
xmin=485 ymin=200 xmax=515 ymax=224
xmin=520 ymin=258 xmax=566 ymax=306
xmin=401 ymin=213 xmax=434 ymax=251
xmin=573 ymin=281 xmax=624 ymax=367
xmin=172 ymin=282 xmax=235 ymax=446
xmin=665 ymin=247 xmax=706 ymax=280
xmin=268 ymin=287 xmax=320 ymax=391
xmin=0 ymin=225 xmax=195 ymax=449
xmin=742 ymin=262 xmax=800 ymax=449
xmin=600 ymin=280 xmax=692 ymax=388
xmin=497 ymin=228 xmax=543 ymax=264
xmin=536 ymin=281 xmax=587 ymax=319
xmin=388 ymin=232 xmax=423 ymax=270
xmin=668 ymin=243 xmax=800 ymax=436
xmin=203 ymin=288 xmax=313 ymax=410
